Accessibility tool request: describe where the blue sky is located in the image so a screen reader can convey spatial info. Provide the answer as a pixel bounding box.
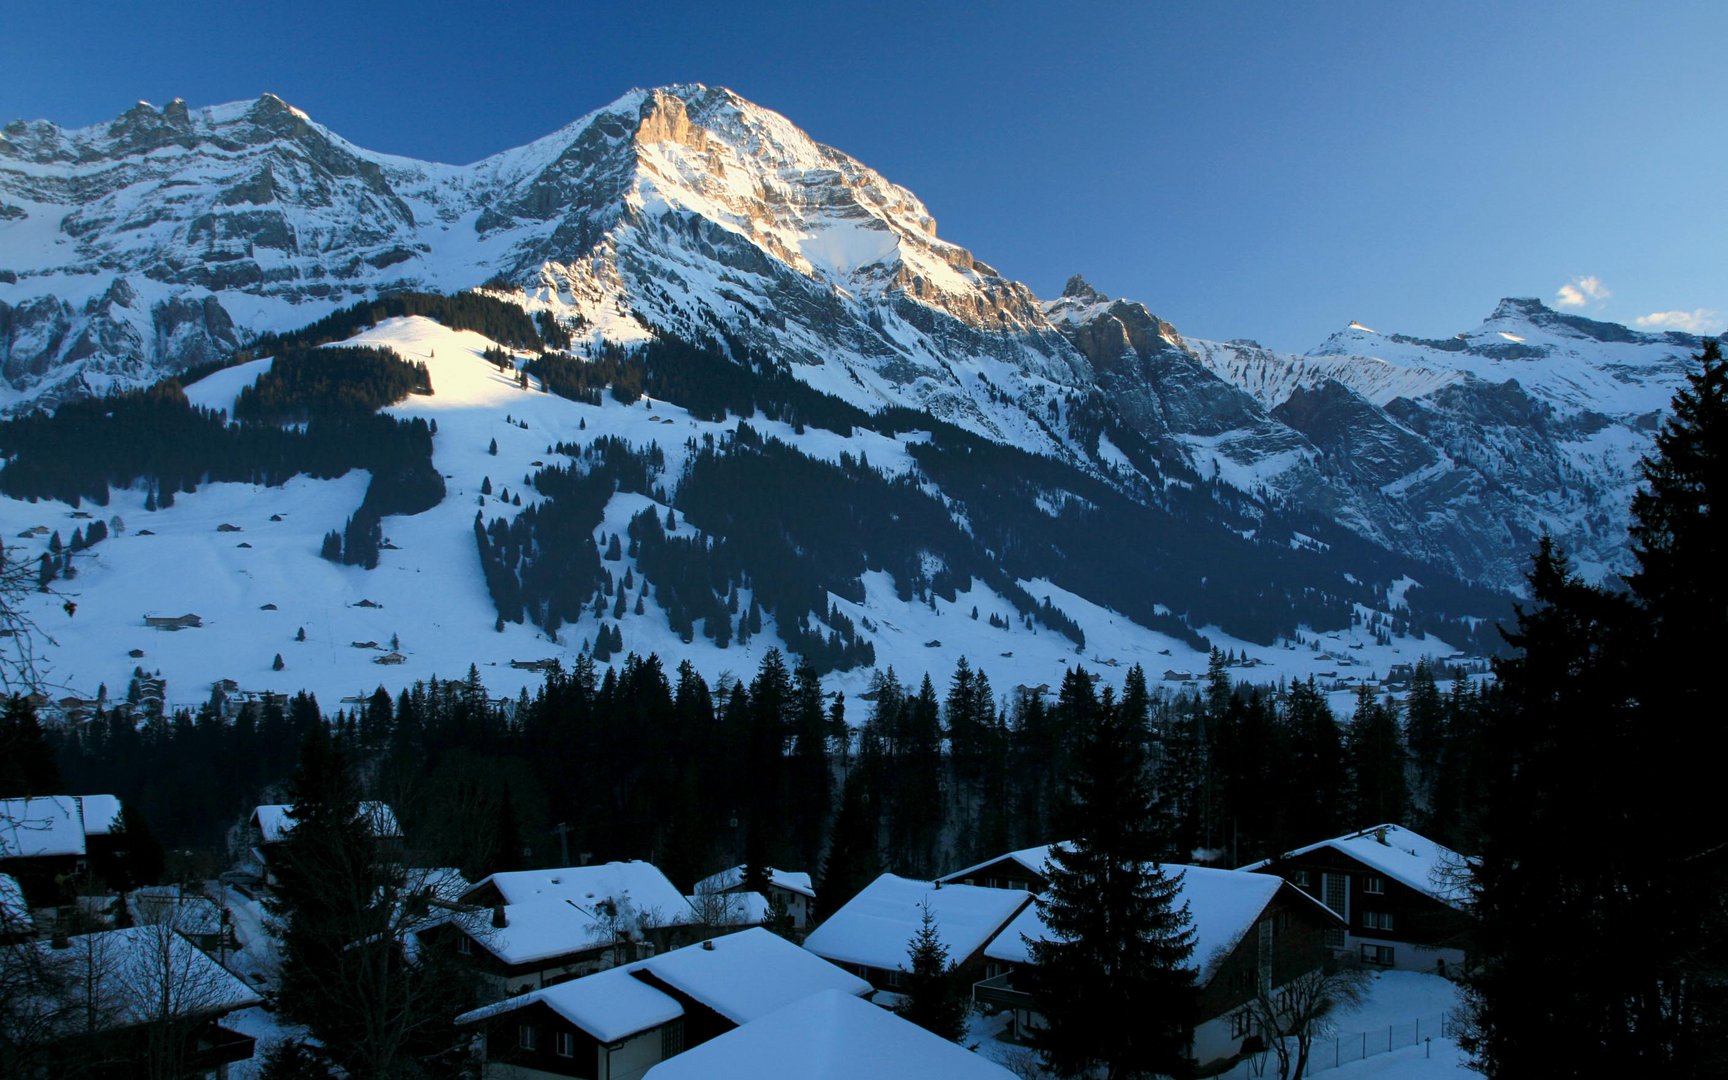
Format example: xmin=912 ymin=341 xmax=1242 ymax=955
xmin=4 ymin=1 xmax=1724 ymax=352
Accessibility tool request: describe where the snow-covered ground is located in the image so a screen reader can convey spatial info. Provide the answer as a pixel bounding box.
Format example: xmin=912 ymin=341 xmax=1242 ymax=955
xmin=966 ymin=969 xmax=1466 ymax=1079
xmin=1 ymin=316 xmax=1470 ymax=717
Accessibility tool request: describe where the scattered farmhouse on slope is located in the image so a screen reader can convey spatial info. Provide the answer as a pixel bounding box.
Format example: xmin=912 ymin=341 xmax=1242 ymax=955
xmin=801 ymin=873 xmax=1032 ymax=994
xmin=455 ymin=926 xmax=870 ymax=1080
xmin=1239 ymin=823 xmax=1470 ymax=973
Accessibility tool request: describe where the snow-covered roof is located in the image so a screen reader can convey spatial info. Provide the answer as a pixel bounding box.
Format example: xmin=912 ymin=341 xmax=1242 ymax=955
xmin=456 ymin=927 xmax=867 ymax=1040
xmin=15 ymin=926 xmax=260 ymax=1034
xmin=458 ymin=963 xmax=682 ymax=1043
xmin=0 ymin=796 xmax=87 ymax=858
xmin=938 ymin=843 xmax=1054 ymax=886
xmin=128 ymin=887 xmax=223 ymax=936
xmin=686 ymin=890 xmax=772 ymax=925
xmin=251 ymin=801 xmax=402 ymax=844
xmin=0 ymin=873 xmax=27 ymax=929
xmin=696 ymin=864 xmax=816 ymax=899
xmin=76 ymin=795 xmax=123 ymax=836
xmin=462 ymin=896 xmax=619 ymax=966
xmin=462 ymin=861 xmax=698 ymax=924
xmin=632 ymin=927 xmax=869 ymax=1025
xmin=643 ymin=988 xmax=1016 ymax=1080
xmin=1238 ymin=824 xmax=1468 ymax=908
xmin=802 ymin=873 xmax=1032 ymax=971
xmin=985 ymin=863 xmax=1288 ymax=983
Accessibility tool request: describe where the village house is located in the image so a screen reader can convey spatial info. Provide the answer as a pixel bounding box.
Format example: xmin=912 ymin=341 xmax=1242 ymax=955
xmin=1239 ymin=823 xmax=1470 ymax=973
xmin=0 ymin=796 xmax=90 ymax=910
xmin=693 ymin=864 xmax=816 ymax=931
xmin=967 ymin=849 xmax=1344 ymax=1070
xmin=643 ymin=987 xmax=1016 ymax=1080
xmin=247 ymin=801 xmax=401 ymax=888
xmin=1 ymin=925 xmax=261 ymax=1079
xmin=456 ymin=926 xmax=870 ymax=1079
xmin=802 ymin=873 xmax=1031 ymax=994
xmin=143 ymin=613 xmax=203 ymax=631
xmin=437 ymin=862 xmax=705 ymax=998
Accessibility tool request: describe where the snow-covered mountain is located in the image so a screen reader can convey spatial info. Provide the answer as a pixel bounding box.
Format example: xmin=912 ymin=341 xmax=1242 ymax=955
xmin=3 ymin=85 xmax=1713 ymax=604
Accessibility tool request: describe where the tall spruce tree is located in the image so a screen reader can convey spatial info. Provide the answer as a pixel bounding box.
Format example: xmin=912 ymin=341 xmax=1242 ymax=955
xmin=1028 ymin=668 xmax=1197 ymax=1079
xmin=894 ymin=899 xmax=968 ymax=1041
xmin=1466 ymin=342 xmax=1727 ymax=1078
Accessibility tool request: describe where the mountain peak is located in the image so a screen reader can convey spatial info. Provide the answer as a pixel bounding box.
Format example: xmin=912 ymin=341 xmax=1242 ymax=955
xmin=1062 ymin=275 xmax=1105 ymax=302
xmin=1488 ymin=296 xmax=1550 ymax=321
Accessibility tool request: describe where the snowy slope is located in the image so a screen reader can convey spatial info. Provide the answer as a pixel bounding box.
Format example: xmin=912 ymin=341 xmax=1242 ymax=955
xmin=6 ymin=85 xmax=1704 ymax=601
xmin=0 ymin=315 xmax=1467 ymax=716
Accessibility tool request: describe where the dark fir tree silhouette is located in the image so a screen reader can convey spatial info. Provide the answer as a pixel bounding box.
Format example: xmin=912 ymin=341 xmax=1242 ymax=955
xmin=893 ymin=899 xmax=967 ymax=1041
xmin=1028 ymin=667 xmax=1197 ymax=1079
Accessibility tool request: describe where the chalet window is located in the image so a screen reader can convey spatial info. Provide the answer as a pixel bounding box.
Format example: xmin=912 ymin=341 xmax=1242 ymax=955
xmin=1361 ymin=943 xmax=1395 ymax=966
xmin=1322 ymin=873 xmax=1348 ymax=918
xmin=555 ymin=1031 xmax=574 ymax=1058
xmin=1325 ymin=927 xmax=1346 ymax=950
xmin=456 ymin=936 xmax=472 ymax=955
xmin=518 ymin=1023 xmax=538 ymax=1051
xmin=1291 ymin=869 xmax=1311 ymax=888
xmin=661 ymin=1018 xmax=685 ymax=1058
xmin=882 ymin=968 xmax=904 ymax=989
xmin=1229 ymin=1009 xmax=1254 ymax=1038
xmin=1362 ymin=875 xmax=1385 ymax=895
xmin=1363 ymin=910 xmax=1395 ymax=931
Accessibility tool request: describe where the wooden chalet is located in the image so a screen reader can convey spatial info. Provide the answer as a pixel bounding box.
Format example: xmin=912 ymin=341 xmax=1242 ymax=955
xmin=4 ymin=926 xmax=261 ymax=1079
xmin=456 ymin=927 xmax=869 ymax=1080
xmin=1240 ymin=823 xmax=1470 ymax=973
xmin=693 ymin=864 xmax=816 ymax=930
xmin=969 ymin=852 xmax=1344 ymax=1071
xmin=802 ymin=874 xmax=1031 ymax=994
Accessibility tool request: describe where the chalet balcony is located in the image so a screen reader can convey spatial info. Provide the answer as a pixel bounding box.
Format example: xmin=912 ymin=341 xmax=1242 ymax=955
xmin=973 ymin=971 xmax=1034 ymax=1012
xmin=190 ymin=1023 xmax=257 ymax=1070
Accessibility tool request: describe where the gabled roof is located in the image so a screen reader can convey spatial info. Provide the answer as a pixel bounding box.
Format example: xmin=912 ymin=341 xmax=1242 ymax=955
xmin=76 ymin=794 xmax=123 ymax=836
xmin=10 ymin=927 xmax=260 ymax=1036
xmin=1237 ymin=824 xmax=1468 ymax=908
xmin=456 ymin=927 xmax=869 ymax=1041
xmin=0 ymin=796 xmax=87 ymax=858
xmin=985 ymin=863 xmax=1316 ymax=983
xmin=802 ymin=873 xmax=1032 ymax=972
xmin=642 ymin=989 xmax=1016 ymax=1080
xmin=938 ymin=844 xmax=1054 ymax=886
xmin=458 ymin=963 xmax=680 ymax=1042
xmin=461 ymin=861 xmax=699 ymax=925
xmin=697 ymin=864 xmax=816 ymax=899
xmin=633 ymin=927 xmax=869 ymax=1025
xmin=251 ymin=801 xmax=402 ymax=844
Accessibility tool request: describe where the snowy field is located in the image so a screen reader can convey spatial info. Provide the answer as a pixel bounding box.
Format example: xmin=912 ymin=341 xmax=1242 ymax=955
xmin=1 ymin=317 xmax=1475 ymax=718
xmin=967 ymin=969 xmax=1467 ymax=1079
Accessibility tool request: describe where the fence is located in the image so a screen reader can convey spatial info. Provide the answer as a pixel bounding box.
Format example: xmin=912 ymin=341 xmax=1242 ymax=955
xmin=1216 ymin=1011 xmax=1456 ymax=1078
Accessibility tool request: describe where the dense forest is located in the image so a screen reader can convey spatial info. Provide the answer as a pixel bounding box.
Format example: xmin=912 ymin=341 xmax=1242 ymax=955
xmin=36 ymin=650 xmax=1489 ymax=901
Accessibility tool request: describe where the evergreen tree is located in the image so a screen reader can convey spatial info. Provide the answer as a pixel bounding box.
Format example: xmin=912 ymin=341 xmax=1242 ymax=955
xmin=0 ymin=694 xmax=62 ymax=797
xmin=1344 ymin=688 xmax=1407 ymax=828
xmin=1028 ymin=667 xmax=1197 ymax=1079
xmin=818 ymin=769 xmax=880 ymax=921
xmin=894 ymin=899 xmax=968 ymax=1041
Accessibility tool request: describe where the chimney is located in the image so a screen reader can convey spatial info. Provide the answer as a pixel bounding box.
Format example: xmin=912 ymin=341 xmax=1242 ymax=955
xmin=492 ymin=905 xmax=508 ymax=929
xmin=701 ymin=939 xmax=715 ymax=951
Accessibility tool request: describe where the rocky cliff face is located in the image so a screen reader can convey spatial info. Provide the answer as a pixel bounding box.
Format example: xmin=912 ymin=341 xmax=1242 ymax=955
xmin=2 ymin=87 xmax=1713 ymax=591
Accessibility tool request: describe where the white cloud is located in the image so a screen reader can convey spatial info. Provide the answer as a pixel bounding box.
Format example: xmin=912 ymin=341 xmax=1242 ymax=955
xmin=1633 ymin=308 xmax=1724 ymax=334
xmin=1554 ymin=275 xmax=1611 ymax=308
